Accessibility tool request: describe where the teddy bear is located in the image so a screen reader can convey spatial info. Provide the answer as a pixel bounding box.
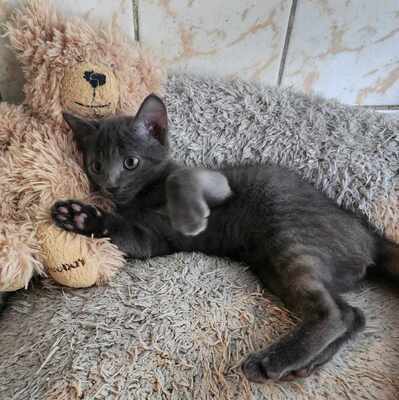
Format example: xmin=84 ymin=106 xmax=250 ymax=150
xmin=0 ymin=0 xmax=165 ymax=291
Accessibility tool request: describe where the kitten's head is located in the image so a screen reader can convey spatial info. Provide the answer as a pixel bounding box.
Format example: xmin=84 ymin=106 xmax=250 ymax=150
xmin=63 ymin=94 xmax=169 ymax=205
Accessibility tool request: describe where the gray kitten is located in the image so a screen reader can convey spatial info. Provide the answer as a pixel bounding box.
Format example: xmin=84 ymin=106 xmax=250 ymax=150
xmin=53 ymin=94 xmax=399 ymax=383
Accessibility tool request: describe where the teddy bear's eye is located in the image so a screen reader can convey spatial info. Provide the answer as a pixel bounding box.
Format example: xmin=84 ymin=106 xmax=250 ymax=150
xmin=91 ymin=161 xmax=102 ymax=174
xmin=123 ymin=157 xmax=139 ymax=170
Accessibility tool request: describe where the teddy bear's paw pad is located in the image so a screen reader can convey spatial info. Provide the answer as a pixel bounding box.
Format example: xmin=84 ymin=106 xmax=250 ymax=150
xmin=51 ymin=200 xmax=104 ymax=237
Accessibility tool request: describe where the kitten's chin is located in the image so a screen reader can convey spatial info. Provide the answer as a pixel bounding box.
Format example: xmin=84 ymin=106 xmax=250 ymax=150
xmin=99 ymin=189 xmax=127 ymax=205
xmin=111 ymin=191 xmax=137 ymax=206
xmin=113 ymin=196 xmax=132 ymax=206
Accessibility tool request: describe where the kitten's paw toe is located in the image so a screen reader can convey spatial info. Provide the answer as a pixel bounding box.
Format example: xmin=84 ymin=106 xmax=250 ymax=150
xmin=74 ymin=212 xmax=88 ymax=230
xmin=293 ymin=367 xmax=314 ymax=378
xmin=279 ymin=365 xmax=318 ymax=381
xmin=242 ymin=350 xmax=296 ymax=383
xmin=241 ymin=353 xmax=270 ymax=383
xmin=242 ymin=349 xmax=320 ymax=383
xmin=57 ymin=206 xmax=70 ymax=215
xmin=63 ymin=223 xmax=75 ymax=231
xmin=71 ymin=203 xmax=82 ymax=212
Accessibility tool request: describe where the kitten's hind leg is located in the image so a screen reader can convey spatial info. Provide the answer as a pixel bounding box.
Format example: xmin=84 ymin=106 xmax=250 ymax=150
xmin=166 ymin=168 xmax=232 ymax=236
xmin=242 ymin=267 xmax=362 ymax=383
xmin=281 ymin=302 xmax=365 ymax=381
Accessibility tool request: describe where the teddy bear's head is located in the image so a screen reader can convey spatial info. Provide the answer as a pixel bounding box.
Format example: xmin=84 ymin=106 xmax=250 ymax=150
xmin=6 ymin=0 xmax=165 ymax=124
xmin=61 ymin=62 xmax=119 ymax=118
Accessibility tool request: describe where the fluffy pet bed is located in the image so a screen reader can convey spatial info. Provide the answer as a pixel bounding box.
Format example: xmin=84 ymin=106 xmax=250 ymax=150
xmin=1 ymin=75 xmax=398 ymax=400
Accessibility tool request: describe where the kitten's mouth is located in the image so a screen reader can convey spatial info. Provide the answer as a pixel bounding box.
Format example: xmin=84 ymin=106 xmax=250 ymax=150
xmin=101 ymin=188 xmax=127 ymax=203
xmin=105 ymin=190 xmax=132 ymax=205
xmin=74 ymin=101 xmax=112 ymax=109
xmin=101 ymin=188 xmax=118 ymax=198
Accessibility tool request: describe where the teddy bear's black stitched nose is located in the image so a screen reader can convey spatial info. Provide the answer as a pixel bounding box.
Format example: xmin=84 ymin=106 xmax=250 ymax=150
xmin=83 ymin=70 xmax=107 ymax=89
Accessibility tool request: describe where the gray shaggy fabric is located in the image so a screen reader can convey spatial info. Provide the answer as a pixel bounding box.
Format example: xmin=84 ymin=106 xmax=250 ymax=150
xmin=1 ymin=75 xmax=399 ymax=400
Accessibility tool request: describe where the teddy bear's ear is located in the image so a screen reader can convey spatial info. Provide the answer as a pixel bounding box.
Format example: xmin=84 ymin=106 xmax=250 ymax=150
xmin=134 ymin=94 xmax=168 ymax=145
xmin=5 ymin=0 xmax=61 ymax=66
xmin=63 ymin=112 xmax=97 ymax=149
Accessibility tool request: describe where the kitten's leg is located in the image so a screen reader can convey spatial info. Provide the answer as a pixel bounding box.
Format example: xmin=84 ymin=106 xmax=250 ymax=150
xmin=242 ymin=270 xmax=362 ymax=383
xmin=166 ymin=168 xmax=232 ymax=236
xmin=281 ymin=301 xmax=365 ymax=380
xmin=51 ymin=200 xmax=169 ymax=258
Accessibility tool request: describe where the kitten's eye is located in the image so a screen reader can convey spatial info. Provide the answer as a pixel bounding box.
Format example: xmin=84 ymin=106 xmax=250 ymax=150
xmin=91 ymin=161 xmax=102 ymax=174
xmin=123 ymin=157 xmax=139 ymax=170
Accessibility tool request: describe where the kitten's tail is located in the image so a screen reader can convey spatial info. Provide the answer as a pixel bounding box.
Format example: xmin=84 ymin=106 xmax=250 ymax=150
xmin=371 ymin=238 xmax=399 ymax=282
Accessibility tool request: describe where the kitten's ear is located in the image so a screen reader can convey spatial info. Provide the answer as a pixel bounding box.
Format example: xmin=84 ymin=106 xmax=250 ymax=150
xmin=63 ymin=112 xmax=97 ymax=148
xmin=135 ymin=94 xmax=168 ymax=145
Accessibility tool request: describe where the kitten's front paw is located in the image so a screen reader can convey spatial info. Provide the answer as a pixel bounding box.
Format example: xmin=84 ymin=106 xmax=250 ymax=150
xmin=169 ymin=198 xmax=210 ymax=236
xmin=51 ymin=200 xmax=106 ymax=237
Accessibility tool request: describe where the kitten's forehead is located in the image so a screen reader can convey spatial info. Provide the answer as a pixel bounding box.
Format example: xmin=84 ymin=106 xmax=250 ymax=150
xmin=95 ymin=115 xmax=148 ymax=154
xmin=98 ymin=116 xmax=131 ymax=136
xmin=88 ymin=113 xmax=167 ymax=162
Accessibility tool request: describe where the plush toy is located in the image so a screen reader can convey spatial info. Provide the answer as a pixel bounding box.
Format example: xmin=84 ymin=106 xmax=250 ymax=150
xmin=0 ymin=0 xmax=165 ymax=291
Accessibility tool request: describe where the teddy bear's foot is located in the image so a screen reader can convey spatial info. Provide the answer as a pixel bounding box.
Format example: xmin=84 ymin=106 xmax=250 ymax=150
xmin=52 ymin=200 xmax=107 ymax=238
xmin=38 ymin=220 xmax=124 ymax=288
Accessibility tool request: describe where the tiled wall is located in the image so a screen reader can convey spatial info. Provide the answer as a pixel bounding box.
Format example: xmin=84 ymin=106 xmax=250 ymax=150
xmin=139 ymin=0 xmax=291 ymax=85
xmin=1 ymin=0 xmax=398 ymax=112
xmin=283 ymin=0 xmax=399 ymax=106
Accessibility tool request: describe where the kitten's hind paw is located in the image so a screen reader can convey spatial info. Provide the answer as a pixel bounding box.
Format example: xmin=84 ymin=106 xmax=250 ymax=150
xmin=51 ymin=200 xmax=106 ymax=237
xmin=241 ymin=349 xmax=320 ymax=383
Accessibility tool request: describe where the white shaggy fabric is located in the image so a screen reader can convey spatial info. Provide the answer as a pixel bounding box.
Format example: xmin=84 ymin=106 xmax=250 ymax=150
xmin=1 ymin=75 xmax=398 ymax=399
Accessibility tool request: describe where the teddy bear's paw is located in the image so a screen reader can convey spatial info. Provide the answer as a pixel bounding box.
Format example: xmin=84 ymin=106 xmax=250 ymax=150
xmin=52 ymin=200 xmax=105 ymax=237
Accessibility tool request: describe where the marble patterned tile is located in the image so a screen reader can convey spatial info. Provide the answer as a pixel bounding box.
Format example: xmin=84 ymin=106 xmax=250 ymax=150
xmin=282 ymin=0 xmax=399 ymax=105
xmin=139 ymin=0 xmax=291 ymax=84
xmin=0 ymin=0 xmax=134 ymax=103
xmin=52 ymin=0 xmax=134 ymax=38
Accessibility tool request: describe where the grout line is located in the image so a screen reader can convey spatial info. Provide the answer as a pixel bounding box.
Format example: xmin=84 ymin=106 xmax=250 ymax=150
xmin=354 ymin=104 xmax=399 ymax=111
xmin=277 ymin=0 xmax=298 ymax=86
xmin=356 ymin=105 xmax=399 ymax=111
xmin=132 ymin=0 xmax=140 ymax=41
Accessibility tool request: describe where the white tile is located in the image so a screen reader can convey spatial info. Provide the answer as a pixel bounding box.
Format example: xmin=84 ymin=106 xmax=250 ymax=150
xmin=282 ymin=0 xmax=399 ymax=105
xmin=139 ymin=0 xmax=291 ymax=84
xmin=53 ymin=0 xmax=134 ymax=39
xmin=0 ymin=0 xmax=134 ymax=103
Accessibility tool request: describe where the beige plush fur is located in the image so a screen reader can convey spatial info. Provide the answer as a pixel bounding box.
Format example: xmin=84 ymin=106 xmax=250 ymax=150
xmin=0 ymin=0 xmax=165 ymax=290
